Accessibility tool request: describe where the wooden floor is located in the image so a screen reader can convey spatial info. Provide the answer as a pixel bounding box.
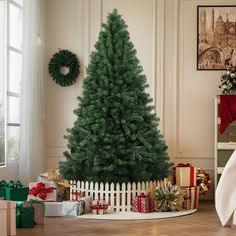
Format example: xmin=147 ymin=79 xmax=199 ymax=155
xmin=16 ymin=201 xmax=236 ymax=236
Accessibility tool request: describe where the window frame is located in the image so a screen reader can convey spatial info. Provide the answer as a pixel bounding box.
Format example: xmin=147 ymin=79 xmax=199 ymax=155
xmin=5 ymin=0 xmax=23 ymax=164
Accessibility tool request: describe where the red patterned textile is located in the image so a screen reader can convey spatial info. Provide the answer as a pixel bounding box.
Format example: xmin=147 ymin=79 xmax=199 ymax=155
xmin=220 ymin=95 xmax=236 ymax=133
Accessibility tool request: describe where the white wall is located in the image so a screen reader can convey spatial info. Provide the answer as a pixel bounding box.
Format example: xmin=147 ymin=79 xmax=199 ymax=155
xmin=45 ymin=0 xmax=85 ymax=168
xmin=44 ymin=0 xmax=234 ymax=196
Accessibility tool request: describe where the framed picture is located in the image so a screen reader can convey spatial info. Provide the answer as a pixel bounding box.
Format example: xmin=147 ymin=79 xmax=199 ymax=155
xmin=197 ymin=5 xmax=236 ymax=70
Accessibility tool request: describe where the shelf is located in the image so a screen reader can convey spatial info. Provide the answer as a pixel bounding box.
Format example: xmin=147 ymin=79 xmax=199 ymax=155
xmin=217 ymin=167 xmax=224 ymax=174
xmin=217 ymin=142 xmax=236 ymax=150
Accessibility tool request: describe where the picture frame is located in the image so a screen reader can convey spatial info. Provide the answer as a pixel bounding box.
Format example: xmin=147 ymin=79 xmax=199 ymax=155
xmin=197 ymin=5 xmax=236 ymax=70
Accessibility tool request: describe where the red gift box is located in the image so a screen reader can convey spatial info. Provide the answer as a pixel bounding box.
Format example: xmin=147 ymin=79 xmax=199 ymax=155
xmin=131 ymin=193 xmax=154 ymax=213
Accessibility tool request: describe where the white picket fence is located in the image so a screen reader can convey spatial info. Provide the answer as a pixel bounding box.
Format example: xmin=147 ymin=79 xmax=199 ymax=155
xmin=70 ymin=180 xmax=157 ymax=213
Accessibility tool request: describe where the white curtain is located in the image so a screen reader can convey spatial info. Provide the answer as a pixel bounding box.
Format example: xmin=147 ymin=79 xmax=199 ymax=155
xmin=19 ymin=0 xmax=45 ymax=183
xmin=0 ymin=0 xmax=6 ymax=165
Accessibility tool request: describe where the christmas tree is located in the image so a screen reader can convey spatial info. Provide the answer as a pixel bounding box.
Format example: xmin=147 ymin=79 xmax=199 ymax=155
xmin=59 ymin=9 xmax=172 ymax=183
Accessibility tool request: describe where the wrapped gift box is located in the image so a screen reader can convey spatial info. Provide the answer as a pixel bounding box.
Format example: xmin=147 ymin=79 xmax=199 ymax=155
xmin=28 ymin=182 xmax=57 ymax=201
xmin=71 ymin=190 xmax=85 ymax=201
xmin=44 ymin=202 xmax=62 ymax=216
xmin=90 ymin=202 xmax=108 ymax=215
xmin=190 ymin=186 xmax=199 ymax=209
xmin=131 ymin=193 xmax=154 ymax=213
xmin=7 ymin=201 xmax=16 ymax=235
xmin=0 ymin=200 xmax=7 ymax=236
xmin=181 ymin=187 xmax=191 ymax=210
xmin=62 ymin=201 xmax=84 ymax=216
xmin=5 ymin=186 xmax=29 ymax=201
xmin=80 ymin=196 xmax=92 ymax=213
xmin=38 ymin=170 xmax=70 ymax=201
xmin=16 ymin=203 xmax=35 ymax=228
xmin=175 ymin=164 xmax=197 ymax=187
xmin=23 ymin=200 xmax=45 ymax=225
xmin=183 ymin=199 xmax=191 ymax=210
xmin=181 ymin=186 xmax=199 ymax=209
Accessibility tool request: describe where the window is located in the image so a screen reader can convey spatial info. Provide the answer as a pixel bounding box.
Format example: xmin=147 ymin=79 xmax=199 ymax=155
xmin=0 ymin=0 xmax=23 ymax=166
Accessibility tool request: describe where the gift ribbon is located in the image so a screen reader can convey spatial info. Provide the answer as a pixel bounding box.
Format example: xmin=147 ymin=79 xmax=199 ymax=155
xmin=172 ymin=163 xmax=193 ymax=170
xmin=189 ymin=167 xmax=195 ymax=187
xmin=8 ymin=180 xmax=23 ymax=188
xmin=72 ymin=191 xmax=85 ymax=201
xmin=28 ymin=183 xmax=54 ymax=200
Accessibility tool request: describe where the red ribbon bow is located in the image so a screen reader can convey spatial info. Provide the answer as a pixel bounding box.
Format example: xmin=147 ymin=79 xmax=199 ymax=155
xmin=172 ymin=163 xmax=193 ymax=170
xmin=138 ymin=192 xmax=148 ymax=198
xmin=28 ymin=182 xmax=53 ymax=200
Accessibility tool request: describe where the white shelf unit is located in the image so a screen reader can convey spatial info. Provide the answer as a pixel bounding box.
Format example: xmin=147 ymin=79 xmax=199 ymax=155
xmin=214 ymin=96 xmax=236 ymax=191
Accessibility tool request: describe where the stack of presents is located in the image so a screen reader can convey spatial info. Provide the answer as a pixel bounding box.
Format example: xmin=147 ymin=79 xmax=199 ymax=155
xmin=132 ymin=163 xmax=211 ymax=213
xmin=0 ymin=169 xmax=94 ymax=235
xmin=0 ymin=164 xmax=211 ymax=234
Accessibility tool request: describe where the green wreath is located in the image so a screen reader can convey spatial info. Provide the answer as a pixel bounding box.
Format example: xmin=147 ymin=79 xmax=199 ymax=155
xmin=48 ymin=49 xmax=80 ymax=87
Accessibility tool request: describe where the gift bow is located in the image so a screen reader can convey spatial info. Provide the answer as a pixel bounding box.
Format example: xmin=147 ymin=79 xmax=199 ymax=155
xmin=0 ymin=180 xmax=7 ymax=188
xmin=172 ymin=163 xmax=193 ymax=170
xmin=28 ymin=183 xmax=53 ymax=200
xmin=138 ymin=192 xmax=149 ymax=198
xmin=8 ymin=180 xmax=23 ymax=188
xmin=196 ymin=168 xmax=211 ymax=196
xmin=90 ymin=204 xmax=108 ymax=210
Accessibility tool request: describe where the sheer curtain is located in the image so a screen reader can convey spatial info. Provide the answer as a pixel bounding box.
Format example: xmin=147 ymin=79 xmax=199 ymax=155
xmin=19 ymin=0 xmax=45 ymax=183
xmin=0 ymin=0 xmax=6 ymax=165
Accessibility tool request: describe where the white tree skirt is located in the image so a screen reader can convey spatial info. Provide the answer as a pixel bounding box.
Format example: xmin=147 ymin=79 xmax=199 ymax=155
xmin=78 ymin=209 xmax=197 ymax=220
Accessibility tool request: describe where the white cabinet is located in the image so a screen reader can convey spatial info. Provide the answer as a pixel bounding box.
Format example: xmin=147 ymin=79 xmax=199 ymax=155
xmin=214 ymin=96 xmax=236 ymax=191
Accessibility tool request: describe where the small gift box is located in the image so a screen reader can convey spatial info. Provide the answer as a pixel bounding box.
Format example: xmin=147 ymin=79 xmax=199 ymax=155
xmin=38 ymin=170 xmax=71 ymax=201
xmin=90 ymin=200 xmax=108 ymax=215
xmin=174 ymin=163 xmax=197 ymax=187
xmin=132 ymin=193 xmax=154 ymax=213
xmin=23 ymin=200 xmax=45 ymax=225
xmin=190 ymin=186 xmax=199 ymax=209
xmin=44 ymin=202 xmax=62 ymax=216
xmin=80 ymin=196 xmax=92 ymax=213
xmin=181 ymin=187 xmax=191 ymax=210
xmin=62 ymin=201 xmax=84 ymax=216
xmin=16 ymin=203 xmax=35 ymax=228
xmin=28 ymin=182 xmax=57 ymax=201
xmin=5 ymin=181 xmax=29 ymax=201
xmin=181 ymin=186 xmax=199 ymax=209
xmin=71 ymin=190 xmax=85 ymax=201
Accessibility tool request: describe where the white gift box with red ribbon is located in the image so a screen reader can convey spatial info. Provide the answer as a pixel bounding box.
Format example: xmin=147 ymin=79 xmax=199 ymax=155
xmin=28 ymin=182 xmax=57 ymax=201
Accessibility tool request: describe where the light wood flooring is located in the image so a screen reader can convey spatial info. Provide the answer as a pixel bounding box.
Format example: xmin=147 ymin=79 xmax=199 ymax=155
xmin=16 ymin=201 xmax=236 ymax=236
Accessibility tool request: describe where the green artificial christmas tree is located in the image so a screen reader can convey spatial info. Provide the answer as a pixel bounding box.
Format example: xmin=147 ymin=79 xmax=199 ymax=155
xmin=59 ymin=9 xmax=172 ymax=183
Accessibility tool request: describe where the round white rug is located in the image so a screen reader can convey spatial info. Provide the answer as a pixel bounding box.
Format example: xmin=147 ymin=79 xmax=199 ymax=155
xmin=78 ymin=209 xmax=197 ymax=220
